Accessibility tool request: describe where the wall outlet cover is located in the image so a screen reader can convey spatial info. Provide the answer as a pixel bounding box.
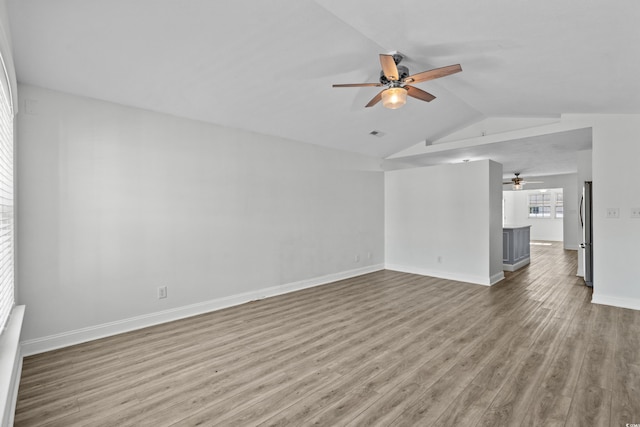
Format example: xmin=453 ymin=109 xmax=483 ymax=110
xmin=606 ymin=208 xmax=620 ymax=218
xmin=158 ymin=286 xmax=168 ymax=299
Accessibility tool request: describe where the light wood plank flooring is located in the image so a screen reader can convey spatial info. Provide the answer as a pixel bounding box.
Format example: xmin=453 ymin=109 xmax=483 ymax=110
xmin=15 ymin=242 xmax=640 ymax=426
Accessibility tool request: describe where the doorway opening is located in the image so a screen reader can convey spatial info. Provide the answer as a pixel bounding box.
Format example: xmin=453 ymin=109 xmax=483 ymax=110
xmin=503 ymin=188 xmax=564 ymax=256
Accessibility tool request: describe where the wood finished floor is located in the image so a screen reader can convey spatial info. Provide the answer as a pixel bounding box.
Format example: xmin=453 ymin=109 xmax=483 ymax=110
xmin=15 ymin=242 xmax=640 ymax=426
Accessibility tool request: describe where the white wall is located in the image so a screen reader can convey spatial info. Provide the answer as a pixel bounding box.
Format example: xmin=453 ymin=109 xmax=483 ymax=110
xmin=563 ymin=115 xmax=640 ymax=310
xmin=385 ymin=159 xmax=504 ymax=286
xmin=503 ymin=188 xmax=564 ymax=242
xmin=15 ymin=92 xmax=640 ymax=352
xmin=489 ymin=162 xmax=504 ymax=279
xmin=16 ymin=85 xmax=385 ymax=348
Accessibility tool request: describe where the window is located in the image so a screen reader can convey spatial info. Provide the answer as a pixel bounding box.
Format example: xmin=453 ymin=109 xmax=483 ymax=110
xmin=0 ymin=54 xmax=13 ymax=333
xmin=528 ymin=193 xmax=551 ymax=218
xmin=555 ymin=193 xmax=564 ymax=218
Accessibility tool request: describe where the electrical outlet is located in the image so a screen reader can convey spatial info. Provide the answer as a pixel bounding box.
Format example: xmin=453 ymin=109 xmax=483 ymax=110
xmin=354 ymin=255 xmax=360 ymax=263
xmin=605 ymin=208 xmax=620 ymax=219
xmin=157 ymin=286 xmax=167 ymax=299
xmin=367 ymin=252 xmax=372 ymax=260
xmin=631 ymin=208 xmax=640 ymax=218
xmin=437 ymin=255 xmax=442 ymax=264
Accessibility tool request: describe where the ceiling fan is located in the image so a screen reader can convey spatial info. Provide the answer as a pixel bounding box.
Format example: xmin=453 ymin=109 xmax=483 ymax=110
xmin=503 ymin=173 xmax=544 ymax=190
xmin=332 ymin=53 xmax=462 ymax=109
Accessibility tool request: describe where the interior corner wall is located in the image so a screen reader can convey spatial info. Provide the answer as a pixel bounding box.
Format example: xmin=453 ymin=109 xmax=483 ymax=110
xmin=385 ymin=159 xmax=503 ymax=286
xmin=16 ymin=84 xmax=385 ymax=347
xmin=563 ymin=114 xmax=640 ymax=310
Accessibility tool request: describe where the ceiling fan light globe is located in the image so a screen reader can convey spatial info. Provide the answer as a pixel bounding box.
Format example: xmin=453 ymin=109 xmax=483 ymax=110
xmin=381 ymin=87 xmax=407 ymax=109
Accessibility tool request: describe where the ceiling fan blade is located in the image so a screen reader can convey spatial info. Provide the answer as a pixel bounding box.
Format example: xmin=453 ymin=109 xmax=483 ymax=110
xmin=365 ymin=90 xmax=385 ymax=108
xmin=405 ymin=85 xmax=436 ymax=102
xmin=522 ymin=181 xmax=544 ymax=184
xmin=380 ymin=54 xmax=400 ymax=81
xmin=404 ymin=64 xmax=462 ymax=84
xmin=332 ymin=83 xmax=383 ymax=88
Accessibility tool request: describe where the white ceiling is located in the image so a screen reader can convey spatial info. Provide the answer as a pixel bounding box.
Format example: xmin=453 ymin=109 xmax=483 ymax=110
xmin=7 ymin=0 xmax=640 ymax=173
xmin=384 ymin=128 xmax=593 ymax=177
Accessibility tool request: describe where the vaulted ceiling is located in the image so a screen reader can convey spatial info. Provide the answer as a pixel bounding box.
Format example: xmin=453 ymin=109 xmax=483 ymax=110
xmin=7 ymin=0 xmax=640 ymax=174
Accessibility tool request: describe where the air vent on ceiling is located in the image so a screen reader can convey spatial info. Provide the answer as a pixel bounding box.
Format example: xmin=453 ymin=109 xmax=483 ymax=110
xmin=369 ymin=130 xmax=385 ymax=137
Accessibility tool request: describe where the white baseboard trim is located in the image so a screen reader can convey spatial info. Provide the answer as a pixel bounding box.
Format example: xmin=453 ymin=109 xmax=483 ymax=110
xmin=490 ymin=271 xmax=506 ymax=285
xmin=0 ymin=305 xmax=24 ymax=427
xmin=592 ymin=293 xmax=640 ymax=311
xmin=385 ymin=263 xmax=502 ymax=286
xmin=21 ymin=264 xmax=384 ymax=356
xmin=503 ymin=257 xmax=530 ymax=272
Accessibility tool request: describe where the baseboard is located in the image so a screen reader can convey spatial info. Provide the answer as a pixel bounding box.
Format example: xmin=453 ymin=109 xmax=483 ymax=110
xmin=385 ymin=263 xmax=501 ymax=286
xmin=591 ymin=293 xmax=640 ymax=311
xmin=0 ymin=305 xmax=25 ymax=427
xmin=21 ymin=264 xmax=384 ymax=356
xmin=503 ymin=257 xmax=530 ymax=272
xmin=490 ymin=271 xmax=505 ymax=285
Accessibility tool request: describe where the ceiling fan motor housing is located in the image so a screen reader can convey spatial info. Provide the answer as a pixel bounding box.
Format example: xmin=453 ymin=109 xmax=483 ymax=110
xmin=380 ymin=65 xmax=409 ymax=85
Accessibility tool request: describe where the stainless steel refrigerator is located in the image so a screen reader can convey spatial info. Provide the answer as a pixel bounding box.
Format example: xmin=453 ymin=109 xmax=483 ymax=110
xmin=580 ymin=181 xmax=593 ymax=287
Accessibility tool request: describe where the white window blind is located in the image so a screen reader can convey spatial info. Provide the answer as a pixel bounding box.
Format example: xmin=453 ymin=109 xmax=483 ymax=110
xmin=0 ymin=53 xmax=13 ymax=333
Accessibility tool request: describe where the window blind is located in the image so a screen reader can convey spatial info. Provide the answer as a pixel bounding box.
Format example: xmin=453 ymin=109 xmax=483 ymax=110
xmin=0 ymin=53 xmax=13 ymax=333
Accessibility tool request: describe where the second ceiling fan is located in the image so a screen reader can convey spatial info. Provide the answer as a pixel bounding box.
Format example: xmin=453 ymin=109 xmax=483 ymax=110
xmin=504 ymin=173 xmax=544 ymax=190
xmin=332 ymin=53 xmax=462 ymax=109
